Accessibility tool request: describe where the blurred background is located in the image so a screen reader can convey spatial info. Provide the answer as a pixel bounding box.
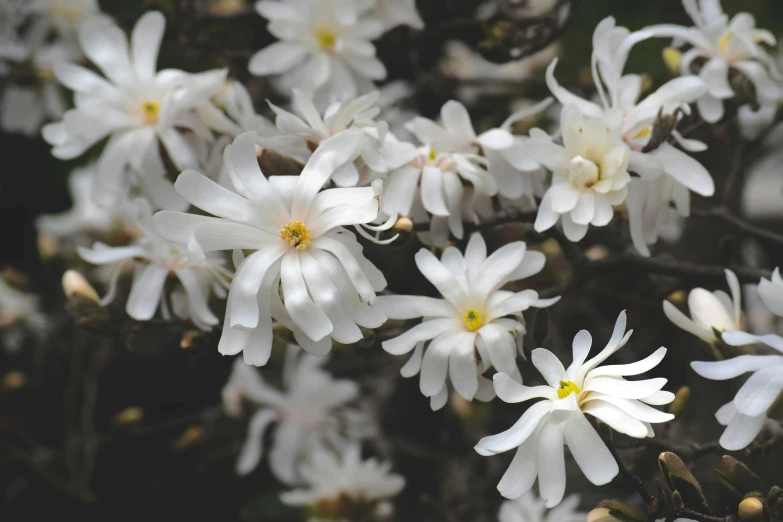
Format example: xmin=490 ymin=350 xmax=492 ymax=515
xmin=2 ymin=1 xmax=783 ymax=521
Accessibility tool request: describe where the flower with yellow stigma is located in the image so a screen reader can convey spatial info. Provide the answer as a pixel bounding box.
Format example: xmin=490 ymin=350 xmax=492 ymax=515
xmin=280 ymin=221 xmax=310 ymax=249
xmin=141 ymin=101 xmax=160 ymax=124
xmin=475 ymin=311 xmax=674 ymax=507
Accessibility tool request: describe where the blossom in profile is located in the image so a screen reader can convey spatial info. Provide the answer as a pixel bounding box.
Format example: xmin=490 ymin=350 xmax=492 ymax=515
xmin=222 ymin=347 xmax=371 ymax=483
xmin=153 ymin=131 xmax=390 ymax=364
xmin=78 ymin=199 xmax=231 ymax=330
xmin=379 ymin=233 xmax=558 ymax=410
xmin=475 ymin=311 xmax=674 ymax=506
xmin=499 ymin=491 xmax=585 ymax=522
xmin=249 ymin=0 xmax=388 ymax=104
xmin=42 ymin=11 xmax=226 ymax=206
xmin=643 ymin=0 xmax=782 ymax=122
xmin=663 ymin=268 xmax=742 ymax=344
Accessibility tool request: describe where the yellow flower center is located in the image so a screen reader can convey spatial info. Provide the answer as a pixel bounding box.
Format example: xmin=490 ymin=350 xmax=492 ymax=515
xmin=429 ymin=148 xmax=437 ymax=162
xmin=719 ymin=32 xmax=734 ymax=56
xmin=280 ymin=221 xmax=310 ymax=250
xmin=316 ymin=28 xmax=337 ymax=50
xmin=463 ymin=309 xmax=483 ymax=332
xmin=557 ymin=380 xmax=580 ymax=399
xmin=141 ymin=101 xmax=160 ymax=124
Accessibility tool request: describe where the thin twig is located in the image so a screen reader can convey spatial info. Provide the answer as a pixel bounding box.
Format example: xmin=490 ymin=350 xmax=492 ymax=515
xmin=692 ymin=207 xmax=783 ymax=248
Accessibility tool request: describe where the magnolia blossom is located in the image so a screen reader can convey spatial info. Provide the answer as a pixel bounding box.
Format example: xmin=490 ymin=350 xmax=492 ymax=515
xmin=475 ymin=311 xmax=674 ymax=506
xmin=249 ymin=0 xmax=387 ymax=105
xmin=644 ymin=0 xmax=782 ymax=123
xmin=152 ymin=131 xmax=391 ymax=364
xmin=223 ymin=348 xmax=371 ymax=483
xmin=379 ymin=234 xmax=558 ymax=410
xmin=281 ymin=442 xmax=404 ymax=521
xmin=663 ymin=269 xmax=742 ymax=344
xmin=543 ymin=17 xmax=714 ymax=248
xmin=268 ymin=89 xmax=417 ymax=187
xmin=384 ymin=100 xmax=534 ymax=245
xmin=30 ymin=0 xmax=102 ymax=43
xmin=499 ymin=492 xmax=585 ymax=522
xmin=42 ymin=11 xmax=226 ymax=206
xmin=78 ymin=200 xmax=231 ymax=330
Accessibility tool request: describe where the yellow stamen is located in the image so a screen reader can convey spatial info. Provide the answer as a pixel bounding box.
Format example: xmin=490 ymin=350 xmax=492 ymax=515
xmin=719 ymin=32 xmax=734 ymax=55
xmin=280 ymin=221 xmax=311 ymax=250
xmin=557 ymin=380 xmax=580 ymax=399
xmin=463 ymin=309 xmax=483 ymax=332
xmin=316 ymin=28 xmax=337 ymax=50
xmin=429 ymin=148 xmax=437 ymax=161
xmin=662 ymin=47 xmax=682 ymax=74
xmin=141 ymin=101 xmax=160 ymax=124
xmin=633 ymin=127 xmax=651 ymax=140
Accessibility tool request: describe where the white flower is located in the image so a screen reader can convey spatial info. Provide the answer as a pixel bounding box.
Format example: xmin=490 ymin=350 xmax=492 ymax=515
xmin=499 ymin=491 xmax=585 ymax=522
xmin=663 ymin=268 xmax=742 ymax=344
xmin=42 ymin=11 xmax=227 ymax=206
xmin=78 ymin=199 xmax=231 ymax=330
xmin=152 ymin=131 xmax=390 ymax=364
xmin=249 ymin=0 xmax=387 ymax=105
xmin=267 ymin=89 xmax=417 ymax=187
xmin=31 ymin=0 xmax=102 ymax=42
xmin=372 ymin=0 xmax=423 ymax=31
xmin=0 ymin=275 xmax=46 ymax=353
xmin=644 ymin=0 xmax=782 ymax=123
xmin=280 ymin=442 xmax=404 ymax=521
xmin=625 ymin=174 xmax=690 ymax=257
xmin=378 ymin=233 xmax=558 ymax=409
xmin=475 ymin=311 xmax=674 ymax=507
xmin=542 ymin=17 xmax=714 ymax=247
xmin=531 ymin=104 xmax=631 ymax=241
xmin=385 ymin=100 xmax=534 ymax=245
xmin=757 ymin=267 xmax=783 ymax=316
xmin=223 ymin=347 xmax=371 ymax=483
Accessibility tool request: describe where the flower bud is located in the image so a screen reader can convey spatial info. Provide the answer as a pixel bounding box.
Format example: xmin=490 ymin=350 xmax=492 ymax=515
xmin=62 ymin=270 xmax=100 ymax=304
xmin=2 ymin=371 xmax=26 ymax=390
xmin=174 ymin=426 xmax=202 ymax=452
xmin=663 ymin=47 xmax=683 ymax=74
xmin=207 ymin=0 xmax=246 ymax=16
xmin=587 ymin=508 xmax=614 ymax=522
xmin=688 ymin=288 xmax=736 ymax=333
xmin=393 ymin=217 xmax=413 ymax=234
xmin=115 ymin=406 xmax=144 ymax=425
xmin=739 ymin=497 xmax=764 ymax=521
xmin=668 ymin=386 xmax=690 ymax=418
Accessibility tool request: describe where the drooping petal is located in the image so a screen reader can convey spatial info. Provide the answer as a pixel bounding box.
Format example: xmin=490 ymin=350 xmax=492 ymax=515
xmin=562 ymin=411 xmax=619 ymax=485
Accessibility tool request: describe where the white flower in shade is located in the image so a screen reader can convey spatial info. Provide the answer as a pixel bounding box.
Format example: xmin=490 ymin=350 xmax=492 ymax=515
xmin=372 ymin=0 xmax=423 ymax=31
xmin=663 ymin=269 xmax=742 ymax=344
xmin=30 ymin=0 xmax=102 ymax=42
xmin=152 ymin=131 xmax=391 ymax=364
xmin=384 ymin=100 xmax=531 ymax=245
xmin=626 ymin=174 xmax=690 ymax=257
xmin=42 ymin=11 xmax=227 ymax=206
xmin=268 ymin=89 xmax=417 ymax=187
xmin=248 ymin=0 xmax=387 ymax=105
xmin=223 ymin=347 xmax=371 ymax=483
xmin=378 ymin=233 xmax=558 ymax=410
xmin=543 ymin=17 xmax=714 ymax=248
xmin=78 ymin=200 xmax=231 ymax=330
xmin=756 ymin=267 xmax=783 ymax=316
xmin=280 ymin=442 xmax=404 ymax=521
xmin=35 ymin=164 xmax=127 ymax=240
xmin=475 ymin=311 xmax=675 ymax=507
xmin=0 ymin=275 xmax=46 ymax=352
xmin=499 ymin=491 xmax=585 ymax=522
xmin=643 ymin=0 xmax=782 ymax=123
xmin=530 ymin=104 xmax=631 ymax=241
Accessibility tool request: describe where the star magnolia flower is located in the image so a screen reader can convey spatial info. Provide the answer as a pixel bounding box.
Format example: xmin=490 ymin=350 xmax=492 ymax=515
xmin=663 ymin=268 xmax=742 ymax=344
xmin=152 ymin=130 xmax=391 ymax=364
xmin=223 ymin=347 xmax=371 ymax=483
xmin=644 ymin=0 xmax=782 ymax=123
xmin=475 ymin=311 xmax=675 ymax=506
xmin=42 ymin=11 xmax=227 ymax=206
xmin=530 ymin=104 xmax=631 ymax=241
xmin=543 ymin=17 xmax=714 ymax=247
xmin=78 ymin=200 xmax=231 ymax=330
xmin=268 ymin=89 xmax=417 ymax=187
xmin=280 ymin=442 xmax=405 ymax=521
xmin=499 ymin=491 xmax=586 ymax=522
xmin=384 ymin=100 xmax=529 ymax=245
xmin=378 ymin=233 xmax=559 ymax=409
xmin=626 ymin=174 xmax=690 ymax=257
xmin=248 ymin=0 xmax=387 ymax=104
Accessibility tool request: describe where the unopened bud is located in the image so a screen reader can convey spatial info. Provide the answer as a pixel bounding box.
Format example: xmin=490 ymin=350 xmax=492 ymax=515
xmin=180 ymin=330 xmax=201 ymax=350
xmin=668 ymin=386 xmax=690 ymax=417
xmin=174 ymin=426 xmax=202 ymax=452
xmin=663 ymin=47 xmax=683 ymax=74
xmin=393 ymin=217 xmax=413 ymax=233
xmin=62 ymin=270 xmax=100 ymax=304
xmin=739 ymin=497 xmax=764 ymax=521
xmin=3 ymin=371 xmax=26 ymax=390
xmin=587 ymin=508 xmax=614 ymax=522
xmin=206 ymin=0 xmax=246 ymax=16
xmin=595 ymin=500 xmax=646 ymax=522
xmin=115 ymin=406 xmax=144 ymax=425
xmin=37 ymin=234 xmax=60 ymax=260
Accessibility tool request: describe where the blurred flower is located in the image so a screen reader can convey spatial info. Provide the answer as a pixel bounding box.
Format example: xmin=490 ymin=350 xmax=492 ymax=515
xmin=643 ymin=0 xmax=782 ymax=122
xmin=757 ymin=267 xmax=783 ymax=315
xmin=224 ymin=347 xmax=372 ymax=483
xmin=499 ymin=491 xmax=585 ymax=522
xmin=280 ymin=442 xmax=404 ymax=521
xmin=249 ymin=0 xmax=387 ymax=105
xmin=475 ymin=311 xmax=674 ymax=506
xmin=42 ymin=11 xmax=227 ymax=207
xmin=152 ymin=131 xmax=390 ymax=364
xmin=0 ymin=274 xmax=46 ymax=352
xmin=663 ymin=268 xmax=742 ymax=344
xmin=79 ymin=199 xmax=231 ymax=330
xmin=30 ymin=0 xmax=102 ymax=43
xmin=379 ymin=234 xmax=558 ymax=410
